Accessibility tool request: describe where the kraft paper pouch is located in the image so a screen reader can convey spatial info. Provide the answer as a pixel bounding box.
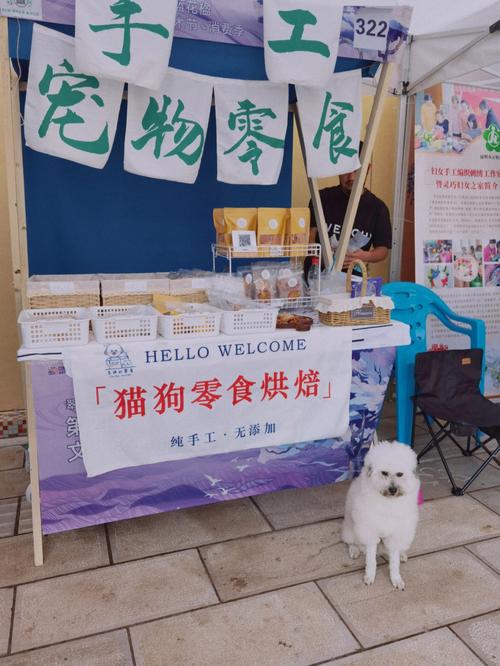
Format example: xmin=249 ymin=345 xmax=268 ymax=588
xmin=223 ymin=208 xmax=258 ymax=242
xmin=213 ymin=208 xmax=229 ymax=246
xmin=287 ymin=208 xmax=310 ymax=245
xmin=257 ymin=208 xmax=287 ymax=250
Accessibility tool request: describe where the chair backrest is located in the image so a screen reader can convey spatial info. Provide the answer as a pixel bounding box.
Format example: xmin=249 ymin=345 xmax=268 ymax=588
xmin=415 ymin=349 xmax=483 ymax=400
xmin=380 ymin=282 xmax=486 ymax=443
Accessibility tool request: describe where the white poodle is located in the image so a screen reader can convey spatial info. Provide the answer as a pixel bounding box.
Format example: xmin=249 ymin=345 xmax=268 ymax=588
xmin=341 ymin=441 xmax=420 ymax=590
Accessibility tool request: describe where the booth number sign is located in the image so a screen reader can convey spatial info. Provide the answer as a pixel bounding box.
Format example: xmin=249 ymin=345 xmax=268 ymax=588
xmin=353 ymin=8 xmax=391 ymax=52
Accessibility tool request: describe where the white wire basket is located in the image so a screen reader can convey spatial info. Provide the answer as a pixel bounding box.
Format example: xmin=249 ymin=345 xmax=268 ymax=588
xmin=90 ymin=305 xmax=158 ymax=343
xmin=158 ymin=304 xmax=222 ymax=339
xmin=220 ymin=308 xmax=278 ymax=335
xmin=18 ymin=308 xmax=90 ymax=348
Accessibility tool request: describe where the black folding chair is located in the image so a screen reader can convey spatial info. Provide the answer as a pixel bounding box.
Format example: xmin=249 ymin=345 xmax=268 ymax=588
xmin=412 ymin=349 xmax=500 ymax=495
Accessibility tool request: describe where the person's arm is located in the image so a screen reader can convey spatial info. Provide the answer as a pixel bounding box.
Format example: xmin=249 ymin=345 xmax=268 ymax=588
xmin=343 ymin=247 xmax=388 ymax=269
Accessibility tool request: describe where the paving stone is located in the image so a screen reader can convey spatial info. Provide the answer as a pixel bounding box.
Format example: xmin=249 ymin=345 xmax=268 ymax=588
xmin=0 ymin=630 xmax=133 ymax=665
xmin=326 ymin=627 xmax=482 ymax=665
xmin=473 ymin=487 xmax=500 ymax=515
xmin=0 ymin=447 xmax=24 ymax=471
xmin=0 ymin=527 xmax=109 ymax=587
xmin=318 ymin=548 xmax=500 ymax=648
xmin=0 ymin=499 xmax=17 ymax=538
xmin=467 ymin=536 xmax=500 ymax=575
xmin=109 ymin=498 xmax=270 ymax=563
xmin=130 ymin=583 xmax=358 ymax=666
xmin=407 ymin=495 xmax=500 ymax=556
xmin=452 ymin=610 xmax=500 ymax=666
xmin=0 ymin=589 xmax=13 ymax=656
xmin=16 ymin=499 xmax=31 ymax=535
xmin=11 ymin=550 xmax=217 ymax=652
xmin=200 ymin=519 xmax=376 ymax=601
xmin=418 ymin=455 xmax=500 ymax=501
xmin=253 ymin=481 xmax=349 ymax=529
xmin=0 ymin=469 xmax=29 ymax=500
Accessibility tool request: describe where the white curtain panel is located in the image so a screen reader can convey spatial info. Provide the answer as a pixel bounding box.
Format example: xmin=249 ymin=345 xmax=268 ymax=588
xmin=75 ymin=0 xmax=178 ymax=90
xmin=215 ymin=79 xmax=289 ymax=185
xmin=296 ymin=69 xmax=362 ymax=178
xmin=125 ymin=69 xmax=213 ymax=184
xmin=263 ymin=0 xmax=343 ymax=87
xmin=25 ymin=24 xmax=123 ymax=169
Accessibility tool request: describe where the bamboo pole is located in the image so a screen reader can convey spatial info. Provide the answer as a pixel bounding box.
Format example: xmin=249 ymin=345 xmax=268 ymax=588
xmin=333 ymin=62 xmax=393 ymax=272
xmin=293 ymin=104 xmax=333 ymax=269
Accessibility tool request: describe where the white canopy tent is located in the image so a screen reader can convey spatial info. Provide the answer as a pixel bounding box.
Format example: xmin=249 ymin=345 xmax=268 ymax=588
xmin=389 ymin=0 xmax=500 ymax=279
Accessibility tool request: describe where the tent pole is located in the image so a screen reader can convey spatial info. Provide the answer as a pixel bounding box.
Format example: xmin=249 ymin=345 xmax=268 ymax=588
xmin=0 ymin=17 xmax=26 ymax=311
xmin=333 ymin=62 xmax=393 ymax=272
xmin=390 ymin=92 xmax=411 ymax=281
xmin=1 ymin=17 xmax=44 ymax=565
xmin=293 ymin=104 xmax=333 ymax=269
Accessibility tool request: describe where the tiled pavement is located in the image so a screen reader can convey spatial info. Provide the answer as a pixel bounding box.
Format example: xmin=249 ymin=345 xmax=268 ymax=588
xmin=1 ymin=426 xmax=500 ymax=665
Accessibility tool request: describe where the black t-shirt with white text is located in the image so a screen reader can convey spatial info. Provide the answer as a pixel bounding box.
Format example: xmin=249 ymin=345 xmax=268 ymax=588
xmin=309 ymin=185 xmax=392 ymax=252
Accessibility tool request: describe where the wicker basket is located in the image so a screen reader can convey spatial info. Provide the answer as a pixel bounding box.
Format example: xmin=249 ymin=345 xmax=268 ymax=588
xmin=318 ymin=260 xmax=392 ymax=327
xmin=27 ymin=275 xmax=100 ymax=309
xmin=100 ymin=274 xmax=170 ymax=306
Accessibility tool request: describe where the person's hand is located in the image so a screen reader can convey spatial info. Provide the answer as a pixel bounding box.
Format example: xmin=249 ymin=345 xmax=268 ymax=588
xmin=342 ymin=249 xmax=371 ymax=270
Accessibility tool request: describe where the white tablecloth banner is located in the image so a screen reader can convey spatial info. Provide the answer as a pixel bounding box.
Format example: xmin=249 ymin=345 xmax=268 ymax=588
xmin=263 ymin=0 xmax=343 ymax=88
xmin=65 ymin=327 xmax=352 ymax=476
xmin=215 ymin=79 xmax=288 ymax=185
xmin=25 ymin=24 xmax=124 ymax=169
xmin=75 ymin=0 xmax=177 ymax=90
xmin=125 ymin=69 xmax=213 ymax=183
xmin=296 ymin=69 xmax=362 ymax=178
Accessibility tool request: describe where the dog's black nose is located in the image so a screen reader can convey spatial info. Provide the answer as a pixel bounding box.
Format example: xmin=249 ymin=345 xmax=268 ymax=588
xmin=388 ymin=486 xmax=397 ymax=495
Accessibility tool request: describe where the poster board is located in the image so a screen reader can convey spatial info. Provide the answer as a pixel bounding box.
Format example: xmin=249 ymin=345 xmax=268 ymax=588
xmin=414 ymin=82 xmax=500 ymax=397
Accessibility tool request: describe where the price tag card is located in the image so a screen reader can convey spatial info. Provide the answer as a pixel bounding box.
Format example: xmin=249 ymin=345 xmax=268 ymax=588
xmin=353 ymin=7 xmax=391 ymax=52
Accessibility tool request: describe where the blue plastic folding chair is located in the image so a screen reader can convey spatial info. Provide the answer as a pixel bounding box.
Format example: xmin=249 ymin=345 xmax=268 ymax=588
xmin=380 ymin=282 xmax=486 ymax=445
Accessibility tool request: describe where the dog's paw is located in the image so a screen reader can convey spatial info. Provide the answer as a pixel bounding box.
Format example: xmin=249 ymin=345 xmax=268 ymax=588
xmin=348 ymin=545 xmax=361 ymax=560
xmin=363 ymin=572 xmax=375 ymax=586
xmin=391 ymin=575 xmax=405 ymax=591
xmin=400 ymin=552 xmax=408 ymax=563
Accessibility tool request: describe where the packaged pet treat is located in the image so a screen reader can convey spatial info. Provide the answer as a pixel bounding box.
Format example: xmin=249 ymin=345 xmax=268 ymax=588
xmin=287 ymin=208 xmax=310 ymax=246
xmin=213 ymin=208 xmax=229 ymax=246
xmin=223 ymin=208 xmax=258 ymax=244
xmin=252 ymin=264 xmax=277 ymax=301
xmin=276 ymin=265 xmax=303 ymax=300
xmin=257 ymin=208 xmax=287 ymax=248
xmin=238 ymin=266 xmax=255 ymax=299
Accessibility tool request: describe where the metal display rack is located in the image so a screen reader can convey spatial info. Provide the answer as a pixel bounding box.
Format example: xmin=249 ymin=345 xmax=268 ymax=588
xmin=212 ymin=242 xmax=321 ymax=310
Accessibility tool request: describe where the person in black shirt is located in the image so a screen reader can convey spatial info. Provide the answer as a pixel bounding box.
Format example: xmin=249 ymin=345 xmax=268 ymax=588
xmin=308 ymin=155 xmax=392 ymax=271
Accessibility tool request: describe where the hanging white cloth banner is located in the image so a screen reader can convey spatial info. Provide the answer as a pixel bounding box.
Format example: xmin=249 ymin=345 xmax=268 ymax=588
xmin=215 ymin=79 xmax=288 ymax=185
xmin=263 ymin=0 xmax=343 ymax=88
xmin=296 ymin=69 xmax=362 ymax=179
xmin=75 ymin=0 xmax=177 ymax=90
xmin=24 ymin=24 xmax=123 ymax=170
xmin=124 ymin=70 xmax=213 ymax=184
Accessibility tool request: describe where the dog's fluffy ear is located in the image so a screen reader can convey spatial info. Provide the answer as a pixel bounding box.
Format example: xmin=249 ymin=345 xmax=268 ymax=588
xmin=365 ymin=464 xmax=373 ymax=477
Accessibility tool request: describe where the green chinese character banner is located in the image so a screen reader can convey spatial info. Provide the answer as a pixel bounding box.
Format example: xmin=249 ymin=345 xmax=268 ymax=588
xmin=214 ymin=80 xmax=288 ymax=185
xmin=296 ymin=69 xmax=362 ymax=178
xmin=263 ymin=0 xmax=343 ymax=88
xmin=75 ymin=0 xmax=177 ymax=90
xmin=125 ymin=69 xmax=213 ymax=184
xmin=25 ymin=24 xmax=124 ymax=169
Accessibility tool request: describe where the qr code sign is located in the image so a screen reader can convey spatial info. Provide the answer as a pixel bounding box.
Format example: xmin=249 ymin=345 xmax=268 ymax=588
xmin=238 ymin=234 xmax=252 ymax=248
xmin=232 ymin=230 xmax=257 ymax=252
